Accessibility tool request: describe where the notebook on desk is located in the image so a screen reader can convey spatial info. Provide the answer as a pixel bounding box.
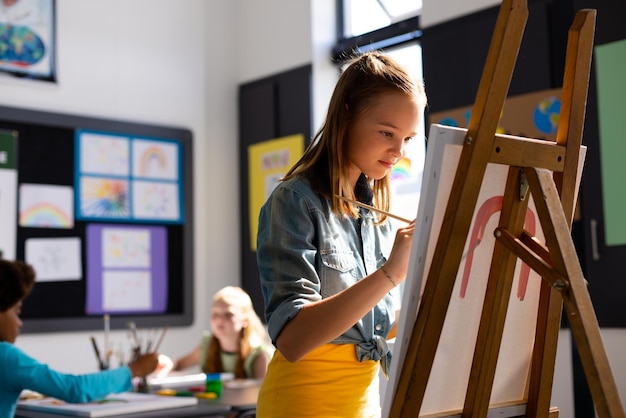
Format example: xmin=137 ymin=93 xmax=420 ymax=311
xmin=16 ymin=392 xmax=198 ymax=417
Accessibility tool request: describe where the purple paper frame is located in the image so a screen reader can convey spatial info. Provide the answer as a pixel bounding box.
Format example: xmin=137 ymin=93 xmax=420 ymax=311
xmin=85 ymin=223 xmax=167 ymax=315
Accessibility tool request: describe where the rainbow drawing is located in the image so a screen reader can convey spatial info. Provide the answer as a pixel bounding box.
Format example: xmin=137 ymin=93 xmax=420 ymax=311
xmin=391 ymin=157 xmax=412 ymax=181
xmin=139 ymin=146 xmax=167 ymax=176
xmin=80 ymin=177 xmax=129 ymax=218
xmin=19 ymin=202 xmax=73 ymax=228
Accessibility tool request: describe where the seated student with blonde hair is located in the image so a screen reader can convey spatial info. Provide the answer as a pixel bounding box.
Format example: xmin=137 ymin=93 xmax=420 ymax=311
xmin=159 ymin=286 xmax=273 ymax=379
xmin=0 ymin=259 xmax=159 ymax=418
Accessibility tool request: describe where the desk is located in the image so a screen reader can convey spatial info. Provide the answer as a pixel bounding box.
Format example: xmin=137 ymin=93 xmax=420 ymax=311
xmin=15 ymin=380 xmax=261 ymax=418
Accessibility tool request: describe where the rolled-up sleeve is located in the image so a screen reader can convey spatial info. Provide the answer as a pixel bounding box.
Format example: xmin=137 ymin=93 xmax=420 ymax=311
xmin=256 ymin=183 xmax=324 ymax=343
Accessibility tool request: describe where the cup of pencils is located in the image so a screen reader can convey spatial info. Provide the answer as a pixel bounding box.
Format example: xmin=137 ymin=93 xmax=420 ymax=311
xmin=126 ymin=321 xmax=169 ymax=393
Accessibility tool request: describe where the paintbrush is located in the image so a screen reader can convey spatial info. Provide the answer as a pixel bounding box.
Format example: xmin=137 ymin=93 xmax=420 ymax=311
xmin=334 ymin=195 xmax=413 ymax=224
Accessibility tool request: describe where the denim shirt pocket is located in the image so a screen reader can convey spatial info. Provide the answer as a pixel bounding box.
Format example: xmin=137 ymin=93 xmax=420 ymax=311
xmin=319 ymin=247 xmax=358 ymax=297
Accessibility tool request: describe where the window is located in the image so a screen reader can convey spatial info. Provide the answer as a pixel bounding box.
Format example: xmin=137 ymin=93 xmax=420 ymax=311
xmin=342 ymin=0 xmax=422 ymax=38
xmin=333 ymin=0 xmax=424 ymax=108
xmin=334 ymin=0 xmax=422 ymax=62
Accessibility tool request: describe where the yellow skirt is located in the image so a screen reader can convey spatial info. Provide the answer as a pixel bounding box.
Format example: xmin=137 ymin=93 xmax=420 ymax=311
xmin=256 ymin=344 xmax=381 ymax=418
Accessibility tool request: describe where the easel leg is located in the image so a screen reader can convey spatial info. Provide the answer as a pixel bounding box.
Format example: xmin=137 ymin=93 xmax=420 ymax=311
xmin=463 ymin=167 xmax=530 ymax=417
xmin=527 ymin=168 xmax=625 ymax=418
xmin=526 ymin=282 xmax=562 ymax=418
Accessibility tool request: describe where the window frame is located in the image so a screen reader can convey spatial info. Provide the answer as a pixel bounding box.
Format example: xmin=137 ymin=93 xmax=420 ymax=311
xmin=332 ymin=7 xmax=421 ymax=62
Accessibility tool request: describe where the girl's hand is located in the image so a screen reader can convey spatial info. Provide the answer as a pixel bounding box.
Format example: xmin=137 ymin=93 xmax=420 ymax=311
xmin=384 ymin=221 xmax=416 ymax=284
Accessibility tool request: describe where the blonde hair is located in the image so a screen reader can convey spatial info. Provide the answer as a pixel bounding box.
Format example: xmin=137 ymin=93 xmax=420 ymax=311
xmin=283 ymin=51 xmax=427 ymax=221
xmin=203 ymin=286 xmax=269 ymax=378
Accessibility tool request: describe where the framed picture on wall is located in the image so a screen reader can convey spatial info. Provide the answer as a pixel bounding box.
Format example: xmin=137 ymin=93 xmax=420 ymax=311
xmin=0 ymin=0 xmax=56 ymax=82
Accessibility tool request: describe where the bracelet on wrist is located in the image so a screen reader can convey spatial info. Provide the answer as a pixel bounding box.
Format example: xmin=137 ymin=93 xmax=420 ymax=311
xmin=381 ymin=266 xmax=398 ymax=287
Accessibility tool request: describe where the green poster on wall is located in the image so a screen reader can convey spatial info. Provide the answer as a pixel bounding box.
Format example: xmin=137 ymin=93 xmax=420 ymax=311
xmin=0 ymin=129 xmax=18 ymax=259
xmin=595 ymin=39 xmax=626 ymax=246
xmin=0 ymin=129 xmax=17 ymax=169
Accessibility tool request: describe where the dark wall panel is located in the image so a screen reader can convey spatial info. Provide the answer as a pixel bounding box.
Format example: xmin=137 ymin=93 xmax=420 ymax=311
xmin=422 ymin=0 xmax=561 ymax=115
xmin=571 ymin=0 xmax=626 ymax=328
xmin=238 ymin=65 xmax=312 ymax=320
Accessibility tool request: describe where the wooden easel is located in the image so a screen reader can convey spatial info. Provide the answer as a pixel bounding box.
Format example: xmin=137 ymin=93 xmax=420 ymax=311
xmin=389 ymin=0 xmax=625 ymax=417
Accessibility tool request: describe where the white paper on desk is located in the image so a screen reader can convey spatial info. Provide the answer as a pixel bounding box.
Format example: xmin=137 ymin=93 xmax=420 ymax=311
xmin=147 ymin=372 xmax=208 ymax=389
xmin=16 ymin=392 xmax=197 ymax=417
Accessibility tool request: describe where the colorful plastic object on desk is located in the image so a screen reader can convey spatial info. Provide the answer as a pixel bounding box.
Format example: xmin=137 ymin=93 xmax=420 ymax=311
xmin=156 ymin=389 xmax=177 ymax=396
xmin=156 ymin=389 xmax=195 ymax=397
xmin=196 ymin=392 xmax=218 ymax=400
xmin=205 ymin=373 xmax=223 ymax=397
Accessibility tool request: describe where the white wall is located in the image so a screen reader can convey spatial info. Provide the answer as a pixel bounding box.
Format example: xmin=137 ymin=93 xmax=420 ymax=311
xmin=235 ymin=0 xmax=312 ymax=84
xmin=422 ymin=0 xmax=500 ymax=27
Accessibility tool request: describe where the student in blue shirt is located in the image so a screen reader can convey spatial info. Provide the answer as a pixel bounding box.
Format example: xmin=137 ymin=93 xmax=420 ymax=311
xmin=0 ymin=258 xmax=158 ymax=418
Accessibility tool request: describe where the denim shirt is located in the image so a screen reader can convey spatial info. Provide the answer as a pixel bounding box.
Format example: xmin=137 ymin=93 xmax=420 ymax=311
xmin=256 ymin=175 xmax=399 ymax=367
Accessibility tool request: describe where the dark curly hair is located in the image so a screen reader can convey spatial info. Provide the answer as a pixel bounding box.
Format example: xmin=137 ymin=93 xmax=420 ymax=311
xmin=0 ymin=259 xmax=36 ymax=312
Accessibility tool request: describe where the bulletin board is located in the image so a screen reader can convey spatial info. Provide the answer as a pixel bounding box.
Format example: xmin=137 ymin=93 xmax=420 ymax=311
xmin=0 ymin=105 xmax=194 ymax=333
